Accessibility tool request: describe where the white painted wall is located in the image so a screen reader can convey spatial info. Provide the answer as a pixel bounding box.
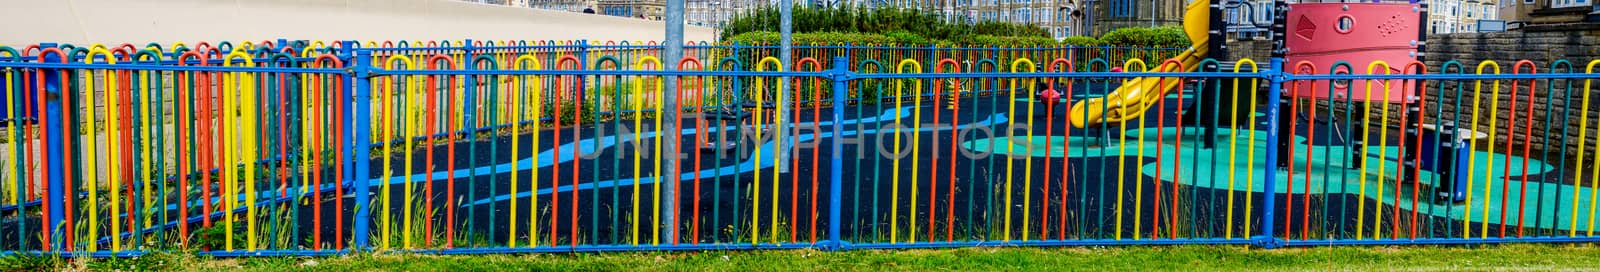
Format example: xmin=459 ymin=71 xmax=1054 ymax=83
xmin=0 ymin=0 xmax=716 ymax=46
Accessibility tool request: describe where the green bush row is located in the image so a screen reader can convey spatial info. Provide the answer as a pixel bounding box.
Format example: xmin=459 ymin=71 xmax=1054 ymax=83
xmin=719 ymin=5 xmax=1191 ymax=48
xmin=720 ymin=5 xmax=1053 ymax=41
xmin=725 ymin=30 xmax=1186 ymax=48
xmin=1098 ymin=26 xmax=1191 ymax=48
xmin=723 ymin=31 xmax=898 ymax=46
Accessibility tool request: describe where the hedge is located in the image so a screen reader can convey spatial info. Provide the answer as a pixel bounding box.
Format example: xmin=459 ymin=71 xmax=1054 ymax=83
xmin=721 ymin=5 xmax=1052 ymax=41
xmin=725 ymin=30 xmax=1185 ymax=48
xmin=1060 ymin=36 xmax=1104 ymax=47
xmin=1098 ymin=26 xmax=1191 ymax=48
xmin=724 ymin=31 xmax=895 ymax=45
xmin=883 ymin=30 xmax=930 ymax=45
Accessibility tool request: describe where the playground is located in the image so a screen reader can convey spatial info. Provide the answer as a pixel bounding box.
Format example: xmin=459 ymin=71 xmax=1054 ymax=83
xmin=0 ymin=0 xmax=1597 ymax=260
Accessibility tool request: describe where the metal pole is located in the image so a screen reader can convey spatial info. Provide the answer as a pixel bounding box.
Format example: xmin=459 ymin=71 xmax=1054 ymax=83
xmin=1202 ymin=0 xmax=1225 ymax=148
xmin=827 ymin=56 xmax=847 ymax=250
xmin=712 ymin=2 xmax=722 ymax=39
xmin=662 ymin=0 xmax=685 ymax=243
xmin=41 ymin=43 xmax=64 ymax=251
xmin=1257 ymin=57 xmax=1285 ymax=248
xmin=780 ymin=0 xmax=794 ymax=173
xmin=1255 ymin=0 xmax=1291 ymax=248
xmin=1403 ymin=0 xmax=1431 ymax=194
xmin=347 ymin=41 xmax=374 ymax=250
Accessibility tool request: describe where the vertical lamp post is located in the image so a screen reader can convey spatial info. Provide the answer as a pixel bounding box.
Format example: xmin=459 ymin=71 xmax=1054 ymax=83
xmin=779 ymin=0 xmax=794 ymax=173
xmin=662 ymin=0 xmax=685 ymax=241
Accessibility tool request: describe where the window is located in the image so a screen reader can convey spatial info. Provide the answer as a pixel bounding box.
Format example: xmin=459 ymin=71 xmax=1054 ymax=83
xmin=1258 ymin=2 xmax=1273 ymax=23
xmin=1110 ymin=0 xmax=1135 ymax=18
xmin=1555 ymin=0 xmax=1588 ymax=8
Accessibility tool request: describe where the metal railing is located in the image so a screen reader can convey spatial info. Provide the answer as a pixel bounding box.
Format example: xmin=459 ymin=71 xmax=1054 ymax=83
xmin=0 ymin=40 xmax=1595 ymax=257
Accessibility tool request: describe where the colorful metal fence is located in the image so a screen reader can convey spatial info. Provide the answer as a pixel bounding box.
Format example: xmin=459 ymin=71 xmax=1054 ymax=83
xmin=0 ymin=40 xmax=1596 ymax=257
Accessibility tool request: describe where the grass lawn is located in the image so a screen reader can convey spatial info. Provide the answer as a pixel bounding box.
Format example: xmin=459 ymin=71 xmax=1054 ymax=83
xmin=4 ymin=243 xmax=1597 ymax=271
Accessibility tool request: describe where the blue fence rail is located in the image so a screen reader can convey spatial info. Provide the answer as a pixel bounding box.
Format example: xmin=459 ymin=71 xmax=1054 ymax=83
xmin=0 ymin=40 xmax=1595 ymax=257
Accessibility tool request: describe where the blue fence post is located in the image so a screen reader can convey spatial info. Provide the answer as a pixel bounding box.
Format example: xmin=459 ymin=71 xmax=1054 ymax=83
xmin=578 ymin=39 xmax=589 ymax=103
xmin=846 ymin=42 xmax=854 ymax=65
xmin=40 ymin=42 xmax=64 ymax=251
xmin=346 ymin=41 xmax=374 ymax=250
xmin=1253 ymin=57 xmax=1287 ymax=249
xmin=925 ymin=44 xmax=936 ymax=99
xmin=826 ymin=56 xmax=848 ymax=251
xmin=460 ymin=39 xmax=476 ymax=245
xmin=464 ymin=39 xmax=475 ymax=62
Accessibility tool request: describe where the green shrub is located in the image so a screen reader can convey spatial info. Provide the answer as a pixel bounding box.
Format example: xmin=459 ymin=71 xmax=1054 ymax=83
xmin=728 ymin=31 xmax=1182 ymax=49
xmin=1060 ymin=36 xmax=1104 ymax=47
xmin=193 ymin=225 xmax=244 ymax=251
xmin=990 ymin=35 xmax=1061 ymax=47
xmin=1099 ymin=26 xmax=1191 ymax=48
xmin=721 ymin=5 xmax=1050 ymax=41
xmin=883 ymin=30 xmax=930 ymax=45
xmin=969 ymin=21 xmax=1052 ymax=37
xmin=936 ymin=35 xmax=1059 ymax=47
xmin=723 ymin=31 xmax=778 ymax=45
xmin=725 ymin=31 xmax=897 ymax=45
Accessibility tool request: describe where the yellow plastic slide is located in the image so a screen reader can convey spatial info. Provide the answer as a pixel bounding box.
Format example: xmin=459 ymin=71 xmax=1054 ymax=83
xmin=1068 ymin=0 xmax=1211 ymax=128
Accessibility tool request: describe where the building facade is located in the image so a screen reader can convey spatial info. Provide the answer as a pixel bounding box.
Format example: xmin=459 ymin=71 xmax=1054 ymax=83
xmin=1081 ymin=0 xmax=1185 ymax=35
xmin=856 ymin=0 xmax=1166 ymax=39
xmin=1429 ymin=0 xmax=1499 ymax=34
xmin=520 ymin=0 xmax=595 ymax=12
xmin=687 ymin=0 xmax=772 ymax=28
xmin=1499 ymin=0 xmax=1599 ymax=29
xmin=1226 ymin=0 xmax=1275 ymax=39
xmin=950 ymin=0 xmax=1078 ymax=38
xmin=596 ymin=0 xmax=667 ymax=19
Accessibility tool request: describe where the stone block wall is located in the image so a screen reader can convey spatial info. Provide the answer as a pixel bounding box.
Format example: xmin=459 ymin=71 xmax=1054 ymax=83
xmin=1420 ymin=31 xmax=1600 ymax=160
